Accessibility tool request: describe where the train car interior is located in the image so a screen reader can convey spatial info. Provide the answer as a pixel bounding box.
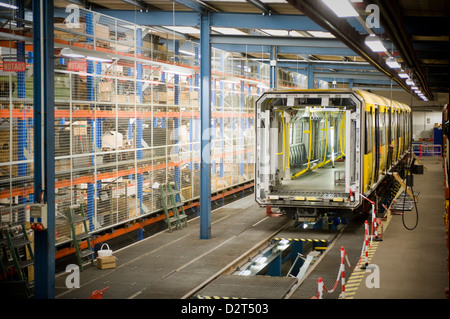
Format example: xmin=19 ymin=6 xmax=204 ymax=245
xmin=256 ymin=91 xmax=363 ymax=215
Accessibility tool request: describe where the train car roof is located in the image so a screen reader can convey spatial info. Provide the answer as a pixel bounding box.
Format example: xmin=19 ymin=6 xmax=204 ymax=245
xmin=257 ymin=89 xmax=411 ymax=112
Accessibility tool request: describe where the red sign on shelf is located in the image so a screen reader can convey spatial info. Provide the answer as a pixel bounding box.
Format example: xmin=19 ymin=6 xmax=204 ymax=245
xmin=67 ymin=61 xmax=88 ymax=72
xmin=3 ymin=61 xmax=27 ymax=72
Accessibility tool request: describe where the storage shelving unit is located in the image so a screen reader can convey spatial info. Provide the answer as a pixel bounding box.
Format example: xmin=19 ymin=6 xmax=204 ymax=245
xmin=0 ymin=7 xmax=323 ymax=250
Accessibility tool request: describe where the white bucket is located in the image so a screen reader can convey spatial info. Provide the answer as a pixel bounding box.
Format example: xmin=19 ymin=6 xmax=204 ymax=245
xmin=98 ymin=243 xmax=113 ymax=257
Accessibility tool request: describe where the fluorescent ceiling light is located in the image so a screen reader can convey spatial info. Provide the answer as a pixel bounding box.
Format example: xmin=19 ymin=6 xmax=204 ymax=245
xmin=321 ymin=0 xmax=359 ymax=17
xmin=86 ymin=56 xmax=113 ymax=63
xmin=308 ymin=31 xmax=335 ymax=38
xmin=60 ymin=48 xmax=85 ymax=59
xmin=365 ymin=34 xmax=386 ymax=52
xmin=161 ymin=65 xmax=194 ymax=76
xmin=398 ymin=71 xmax=409 ymax=78
xmin=386 ymin=57 xmax=401 ymax=69
xmin=405 ymin=78 xmax=415 ymax=86
xmin=61 ymin=47 xmax=113 ymax=63
xmin=163 ymin=26 xmax=200 ymax=34
xmin=179 ymin=50 xmax=195 ymax=56
xmin=261 ymin=29 xmax=290 ymax=37
xmin=290 ymin=31 xmax=305 ymax=37
xmin=212 ymin=27 xmax=247 ymax=35
xmin=0 ymin=2 xmax=18 ymax=9
xmin=221 ymin=79 xmax=240 ymax=84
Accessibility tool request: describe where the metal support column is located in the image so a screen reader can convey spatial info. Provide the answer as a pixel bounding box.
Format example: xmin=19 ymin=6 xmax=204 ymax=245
xmin=174 ymin=40 xmax=180 ymax=190
xmin=240 ymin=61 xmax=245 ymax=177
xmin=200 ymin=13 xmax=211 ymax=240
xmin=33 ymin=0 xmax=55 ymax=299
xmin=136 ymin=27 xmax=144 ymax=217
xmin=270 ymin=46 xmax=277 ymax=89
xmin=16 ymin=0 xmax=26 ymax=224
xmin=307 ymin=62 xmax=314 ymax=89
xmin=86 ymin=12 xmax=95 ymax=230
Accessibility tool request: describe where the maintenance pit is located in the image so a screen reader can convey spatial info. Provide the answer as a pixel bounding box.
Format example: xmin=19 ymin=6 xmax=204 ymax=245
xmin=195 ymin=223 xmax=341 ymax=299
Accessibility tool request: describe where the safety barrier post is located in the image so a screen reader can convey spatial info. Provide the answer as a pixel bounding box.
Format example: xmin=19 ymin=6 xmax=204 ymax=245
xmin=317 ymin=277 xmax=324 ymax=299
xmin=360 ymin=221 xmax=369 ymax=269
xmin=375 ymin=217 xmax=384 ymax=240
xmin=340 ymin=246 xmax=346 ymax=299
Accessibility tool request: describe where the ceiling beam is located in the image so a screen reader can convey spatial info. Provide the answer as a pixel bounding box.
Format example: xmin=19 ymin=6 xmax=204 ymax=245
xmin=368 ymin=0 xmax=434 ymax=100
xmin=211 ymin=34 xmax=348 ymax=48
xmin=285 ymin=0 xmax=417 ymax=99
xmin=91 ymin=10 xmax=325 ymax=32
xmin=64 ymin=0 xmax=108 ymax=9
xmin=172 ymin=0 xmax=211 ymax=14
xmin=120 ymin=0 xmax=160 ymax=11
xmin=245 ymin=0 xmax=276 ymax=15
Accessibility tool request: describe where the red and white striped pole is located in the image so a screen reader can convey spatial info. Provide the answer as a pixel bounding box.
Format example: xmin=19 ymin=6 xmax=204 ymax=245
xmin=373 ymin=218 xmax=380 ymax=241
xmin=318 ymin=277 xmax=324 ymax=299
xmin=370 ymin=202 xmax=376 ymax=246
xmin=340 ymin=246 xmax=346 ymax=299
xmin=361 ymin=221 xmax=369 ymax=269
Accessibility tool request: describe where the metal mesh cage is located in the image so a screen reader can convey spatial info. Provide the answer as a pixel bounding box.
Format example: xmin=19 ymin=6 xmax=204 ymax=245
xmin=1 ymin=7 xmax=315 ymax=247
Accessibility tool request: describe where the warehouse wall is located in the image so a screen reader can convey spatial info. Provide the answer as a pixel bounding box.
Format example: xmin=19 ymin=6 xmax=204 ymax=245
xmin=412 ymin=110 xmax=442 ymax=141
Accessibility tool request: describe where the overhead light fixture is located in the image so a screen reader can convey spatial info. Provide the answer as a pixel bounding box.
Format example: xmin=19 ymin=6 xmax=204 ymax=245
xmin=405 ymin=78 xmax=415 ymax=86
xmin=60 ymin=48 xmax=85 ymax=59
xmin=398 ymin=70 xmax=409 ymax=79
xmin=321 ymin=0 xmax=359 ymax=17
xmin=386 ymin=57 xmax=401 ymax=69
xmin=0 ymin=2 xmax=18 ymax=9
xmin=60 ymin=47 xmax=113 ymax=63
xmin=86 ymin=56 xmax=113 ymax=63
xmin=364 ymin=34 xmax=387 ymax=53
xmin=161 ymin=65 xmax=194 ymax=76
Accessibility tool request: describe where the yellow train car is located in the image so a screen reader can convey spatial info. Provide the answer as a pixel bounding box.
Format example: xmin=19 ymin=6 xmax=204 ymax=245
xmin=255 ymin=89 xmax=411 ymax=218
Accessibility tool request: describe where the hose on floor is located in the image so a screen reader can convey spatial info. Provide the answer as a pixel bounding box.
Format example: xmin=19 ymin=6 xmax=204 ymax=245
xmin=402 ymin=158 xmax=419 ymax=231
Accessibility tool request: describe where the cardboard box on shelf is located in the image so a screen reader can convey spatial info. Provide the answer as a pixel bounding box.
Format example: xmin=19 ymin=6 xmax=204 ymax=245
xmin=75 ymin=220 xmax=90 ymax=236
xmin=95 ymin=24 xmax=110 ymax=40
xmin=102 ymin=131 xmax=124 ymax=149
xmin=73 ymin=121 xmax=88 ymax=136
xmin=127 ymin=197 xmax=139 ymax=219
xmin=0 ymin=128 xmax=19 ymax=177
xmin=55 ymin=159 xmax=71 ymax=172
xmin=99 ymin=82 xmax=113 ymax=92
xmin=54 ymin=23 xmax=87 ymax=42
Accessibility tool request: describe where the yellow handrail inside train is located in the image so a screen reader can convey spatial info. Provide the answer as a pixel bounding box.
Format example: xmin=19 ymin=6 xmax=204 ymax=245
xmin=276 ymin=110 xmax=285 ymax=156
xmin=292 ymin=108 xmax=312 ymax=179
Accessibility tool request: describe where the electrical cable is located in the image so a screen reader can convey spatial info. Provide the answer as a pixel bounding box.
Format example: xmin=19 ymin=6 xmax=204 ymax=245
xmin=401 ymin=155 xmax=419 ymax=230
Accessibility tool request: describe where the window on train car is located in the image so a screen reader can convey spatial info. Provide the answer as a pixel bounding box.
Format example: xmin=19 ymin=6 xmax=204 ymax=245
xmin=365 ymin=112 xmax=373 ymax=154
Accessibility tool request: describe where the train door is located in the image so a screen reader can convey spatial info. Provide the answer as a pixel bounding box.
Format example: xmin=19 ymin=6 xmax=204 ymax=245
xmin=374 ymin=105 xmax=380 ymax=182
xmin=386 ymin=106 xmax=391 ymax=169
xmin=363 ymin=104 xmax=374 ymax=193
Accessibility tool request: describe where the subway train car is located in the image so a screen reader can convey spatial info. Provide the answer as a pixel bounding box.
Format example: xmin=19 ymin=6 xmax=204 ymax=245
xmin=255 ymin=89 xmax=412 ymax=219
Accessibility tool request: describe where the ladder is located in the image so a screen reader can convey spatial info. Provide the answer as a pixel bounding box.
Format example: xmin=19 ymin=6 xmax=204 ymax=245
xmin=0 ymin=225 xmax=34 ymax=298
xmin=160 ymin=182 xmax=188 ymax=232
xmin=67 ymin=204 xmax=94 ymax=271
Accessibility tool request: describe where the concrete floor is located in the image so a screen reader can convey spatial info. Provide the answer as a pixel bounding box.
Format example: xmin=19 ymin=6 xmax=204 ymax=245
xmin=55 ymin=195 xmax=290 ymax=299
xmin=354 ymin=157 xmax=448 ymax=299
xmin=53 ymin=157 xmax=448 ymax=300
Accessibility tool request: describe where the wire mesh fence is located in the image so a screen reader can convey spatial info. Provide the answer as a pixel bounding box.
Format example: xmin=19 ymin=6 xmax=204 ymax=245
xmin=0 ymin=7 xmax=325 ymax=246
